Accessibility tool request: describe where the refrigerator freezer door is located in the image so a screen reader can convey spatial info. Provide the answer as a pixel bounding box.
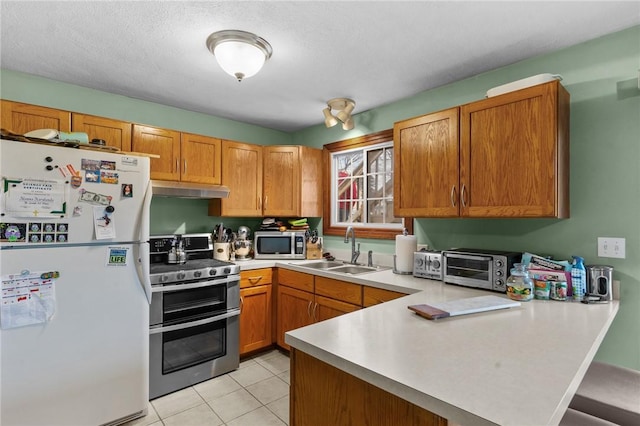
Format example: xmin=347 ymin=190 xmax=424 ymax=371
xmin=0 ymin=139 xmax=151 ymax=246
xmin=0 ymin=245 xmax=149 ymax=426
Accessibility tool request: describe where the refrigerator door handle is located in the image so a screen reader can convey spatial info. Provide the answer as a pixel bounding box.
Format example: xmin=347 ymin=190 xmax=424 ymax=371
xmin=135 ymin=180 xmax=153 ymax=303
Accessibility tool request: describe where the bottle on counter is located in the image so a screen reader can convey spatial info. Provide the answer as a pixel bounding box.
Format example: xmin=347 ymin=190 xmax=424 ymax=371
xmin=571 ymin=256 xmax=587 ymax=301
xmin=506 ymin=263 xmax=534 ymax=302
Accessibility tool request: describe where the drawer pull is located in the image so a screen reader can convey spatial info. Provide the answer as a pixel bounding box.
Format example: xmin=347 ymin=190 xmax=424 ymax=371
xmin=248 ymin=276 xmax=263 ymax=283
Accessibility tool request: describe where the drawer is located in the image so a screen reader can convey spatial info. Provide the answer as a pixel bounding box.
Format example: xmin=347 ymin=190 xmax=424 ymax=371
xmin=363 ymin=286 xmax=406 ymax=307
xmin=278 ymin=269 xmax=314 ymax=292
xmin=315 ymin=276 xmax=362 ymax=306
xmin=240 ymin=268 xmax=273 ymax=288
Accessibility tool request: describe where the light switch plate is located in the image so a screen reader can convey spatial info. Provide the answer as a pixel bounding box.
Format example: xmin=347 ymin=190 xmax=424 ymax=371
xmin=597 ymin=237 xmax=626 ymax=259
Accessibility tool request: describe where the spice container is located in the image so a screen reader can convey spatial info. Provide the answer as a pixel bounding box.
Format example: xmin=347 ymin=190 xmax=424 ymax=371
xmin=506 ymin=263 xmax=534 ymax=302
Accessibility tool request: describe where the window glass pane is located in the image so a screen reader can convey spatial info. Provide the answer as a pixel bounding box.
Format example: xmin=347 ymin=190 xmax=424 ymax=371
xmin=331 ymin=140 xmax=400 ymax=230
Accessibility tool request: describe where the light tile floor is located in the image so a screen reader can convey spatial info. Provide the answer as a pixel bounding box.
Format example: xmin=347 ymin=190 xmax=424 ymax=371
xmin=125 ymin=349 xmax=290 ymax=426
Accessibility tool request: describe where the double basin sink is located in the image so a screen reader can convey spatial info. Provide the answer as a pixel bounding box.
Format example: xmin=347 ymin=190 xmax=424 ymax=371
xmin=294 ymin=260 xmax=389 ymax=275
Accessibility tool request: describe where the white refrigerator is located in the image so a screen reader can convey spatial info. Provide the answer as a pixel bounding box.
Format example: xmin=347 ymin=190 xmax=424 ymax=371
xmin=0 ymin=139 xmax=152 ymax=426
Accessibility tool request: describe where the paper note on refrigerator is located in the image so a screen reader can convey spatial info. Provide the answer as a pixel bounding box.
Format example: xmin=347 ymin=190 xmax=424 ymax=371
xmin=1 ymin=270 xmax=57 ymax=329
xmin=2 ymin=178 xmax=67 ymax=218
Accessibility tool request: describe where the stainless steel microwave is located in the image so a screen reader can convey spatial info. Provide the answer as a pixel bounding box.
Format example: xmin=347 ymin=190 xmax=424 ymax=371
xmin=253 ymin=231 xmax=306 ymax=260
xmin=442 ymin=249 xmax=521 ymax=293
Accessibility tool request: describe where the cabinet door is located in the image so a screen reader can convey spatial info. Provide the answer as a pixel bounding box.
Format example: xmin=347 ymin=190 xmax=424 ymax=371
xmin=240 ymin=284 xmax=273 ymax=356
xmin=299 ymin=146 xmax=323 ymax=217
xmin=263 ymin=146 xmax=300 ymax=216
xmin=394 ymin=108 xmax=460 ymax=217
xmin=1 ymin=100 xmax=71 ymax=134
xmin=314 ymin=295 xmax=360 ymax=323
xmin=180 ymin=133 xmax=222 ymax=185
xmin=132 ymin=125 xmax=180 ymax=181
xmin=218 ymin=140 xmax=263 ymax=217
xmin=276 ymin=285 xmax=314 ymax=351
xmin=71 ymin=113 xmax=131 ymax=151
xmin=460 ymin=81 xmax=569 ymax=218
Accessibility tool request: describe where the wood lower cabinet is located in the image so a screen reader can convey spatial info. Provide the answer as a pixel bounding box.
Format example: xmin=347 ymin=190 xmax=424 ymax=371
xmin=276 ymin=270 xmax=362 ymax=351
xmin=71 ymin=113 xmax=131 ymax=151
xmin=239 ymin=268 xmax=274 ymax=356
xmin=277 ymin=285 xmax=315 ymax=350
xmin=291 ymin=349 xmax=448 ymax=426
xmin=1 ymin=100 xmax=70 ymax=134
xmin=393 ymin=80 xmax=569 ymax=218
xmin=363 ymin=286 xmax=406 ymax=307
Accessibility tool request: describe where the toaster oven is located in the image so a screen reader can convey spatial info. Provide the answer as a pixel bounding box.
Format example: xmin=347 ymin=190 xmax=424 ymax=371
xmin=442 ymin=249 xmax=521 ymax=293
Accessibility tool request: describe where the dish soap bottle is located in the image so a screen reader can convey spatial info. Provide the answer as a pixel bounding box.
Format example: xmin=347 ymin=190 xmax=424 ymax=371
xmin=571 ymin=256 xmax=586 ymax=301
xmin=506 ymin=263 xmax=534 ymax=301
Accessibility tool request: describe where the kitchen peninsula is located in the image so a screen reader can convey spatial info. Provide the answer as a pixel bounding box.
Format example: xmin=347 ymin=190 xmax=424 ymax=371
xmin=255 ymin=263 xmax=620 ymax=426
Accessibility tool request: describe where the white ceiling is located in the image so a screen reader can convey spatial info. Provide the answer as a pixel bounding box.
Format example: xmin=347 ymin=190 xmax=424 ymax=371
xmin=1 ymin=1 xmax=639 ymax=132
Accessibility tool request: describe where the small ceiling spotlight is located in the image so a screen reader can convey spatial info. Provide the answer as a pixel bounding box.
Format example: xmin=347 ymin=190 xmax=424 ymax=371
xmin=323 ymin=98 xmax=356 ymax=130
xmin=206 ymin=30 xmax=273 ymax=82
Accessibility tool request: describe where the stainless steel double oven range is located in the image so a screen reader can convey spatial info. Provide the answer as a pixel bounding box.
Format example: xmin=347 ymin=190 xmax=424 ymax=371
xmin=148 ymin=233 xmax=240 ymax=399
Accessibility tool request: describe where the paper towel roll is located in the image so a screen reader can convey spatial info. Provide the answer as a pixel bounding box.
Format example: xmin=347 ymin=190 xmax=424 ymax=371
xmin=395 ymin=235 xmax=417 ymax=273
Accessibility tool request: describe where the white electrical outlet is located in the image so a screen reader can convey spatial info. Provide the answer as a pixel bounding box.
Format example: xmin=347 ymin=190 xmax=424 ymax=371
xmin=597 ymin=237 xmax=626 ymax=259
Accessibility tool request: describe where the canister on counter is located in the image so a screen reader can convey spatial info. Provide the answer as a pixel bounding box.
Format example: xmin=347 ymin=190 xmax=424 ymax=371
xmin=534 ymin=279 xmax=550 ymax=300
xmin=550 ymin=281 xmax=568 ymax=301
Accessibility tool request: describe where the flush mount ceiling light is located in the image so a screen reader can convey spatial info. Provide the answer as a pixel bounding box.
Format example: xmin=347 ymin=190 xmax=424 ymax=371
xmin=206 ymin=30 xmax=273 ymax=82
xmin=323 ymin=98 xmax=356 ymax=130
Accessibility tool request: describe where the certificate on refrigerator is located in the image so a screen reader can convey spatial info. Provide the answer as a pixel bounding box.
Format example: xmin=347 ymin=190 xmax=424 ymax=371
xmin=2 ymin=178 xmax=67 ymax=218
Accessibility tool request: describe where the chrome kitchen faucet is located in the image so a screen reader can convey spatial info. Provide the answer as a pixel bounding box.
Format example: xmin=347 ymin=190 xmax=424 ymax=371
xmin=344 ymin=226 xmax=360 ymax=264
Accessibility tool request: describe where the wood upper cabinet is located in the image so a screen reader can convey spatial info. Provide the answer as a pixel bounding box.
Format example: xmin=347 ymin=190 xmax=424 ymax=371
xmin=239 ymin=268 xmax=273 ymax=356
xmin=132 ymin=124 xmax=181 ymax=180
xmin=394 ymin=108 xmax=460 ymax=217
xmin=180 ymin=132 xmax=222 ymax=185
xmin=132 ymin=125 xmax=222 ymax=183
xmin=1 ymin=100 xmax=70 ymax=134
xmin=460 ymin=80 xmax=570 ymax=218
xmin=394 ymin=80 xmax=569 ymax=218
xmin=210 ymin=140 xmax=263 ymax=217
xmin=71 ymin=113 xmax=131 ymax=151
xmin=263 ymin=145 xmax=322 ymax=217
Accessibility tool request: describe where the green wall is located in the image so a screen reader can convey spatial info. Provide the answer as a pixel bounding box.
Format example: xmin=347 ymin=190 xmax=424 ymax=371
xmin=2 ymin=25 xmax=639 ymax=369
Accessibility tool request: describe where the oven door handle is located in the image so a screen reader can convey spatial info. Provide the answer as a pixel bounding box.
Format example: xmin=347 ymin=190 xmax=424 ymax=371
xmin=149 ymin=308 xmax=240 ymax=334
xmin=152 ymin=275 xmax=240 ymax=293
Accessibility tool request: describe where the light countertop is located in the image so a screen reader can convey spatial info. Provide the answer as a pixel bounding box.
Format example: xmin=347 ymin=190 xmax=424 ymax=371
xmin=238 ymin=259 xmax=619 ymax=425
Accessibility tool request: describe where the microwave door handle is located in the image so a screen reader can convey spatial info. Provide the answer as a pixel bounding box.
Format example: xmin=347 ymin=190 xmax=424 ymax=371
xmin=149 ymin=308 xmax=240 ymax=334
xmin=152 ymin=275 xmax=239 ymax=293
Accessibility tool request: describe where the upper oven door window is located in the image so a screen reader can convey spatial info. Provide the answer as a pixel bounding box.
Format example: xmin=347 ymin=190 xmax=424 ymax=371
xmin=257 ymin=236 xmax=291 ymax=255
xmin=163 ymin=282 xmax=227 ymax=323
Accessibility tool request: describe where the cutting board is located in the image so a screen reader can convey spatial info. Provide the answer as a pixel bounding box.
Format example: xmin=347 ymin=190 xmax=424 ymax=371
xmin=408 ymin=295 xmax=521 ymax=320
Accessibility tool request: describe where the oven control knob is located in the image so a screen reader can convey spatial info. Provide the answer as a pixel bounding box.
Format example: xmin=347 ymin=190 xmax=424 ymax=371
xmin=416 ymin=258 xmax=424 ymax=267
xmin=194 ymin=271 xmax=202 ymax=278
xmin=224 ymin=267 xmax=232 ymax=274
xmin=432 ymin=259 xmax=441 ymax=269
xmin=495 ymin=270 xmax=503 ymax=276
xmin=161 ymin=275 xmax=169 ymax=283
xmin=495 ymin=260 xmax=504 ymax=267
xmin=496 ymin=279 xmax=504 ymax=287
xmin=177 ymin=273 xmax=186 ymax=280
xmin=209 ymin=269 xmax=217 ymax=276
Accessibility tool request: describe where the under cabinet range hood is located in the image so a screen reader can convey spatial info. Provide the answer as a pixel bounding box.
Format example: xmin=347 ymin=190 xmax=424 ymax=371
xmin=151 ymin=180 xmax=230 ymax=199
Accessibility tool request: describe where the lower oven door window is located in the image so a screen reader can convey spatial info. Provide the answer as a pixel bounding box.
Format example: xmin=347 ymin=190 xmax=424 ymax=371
xmin=162 ymin=318 xmax=226 ymax=374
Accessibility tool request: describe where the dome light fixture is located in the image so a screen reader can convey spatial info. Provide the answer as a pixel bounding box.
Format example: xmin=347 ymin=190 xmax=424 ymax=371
xmin=206 ymin=30 xmax=273 ymax=82
xmin=323 ymin=98 xmax=356 ymax=130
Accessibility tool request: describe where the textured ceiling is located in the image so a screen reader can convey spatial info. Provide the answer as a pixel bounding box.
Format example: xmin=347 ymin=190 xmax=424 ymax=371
xmin=1 ymin=1 xmax=639 ymax=132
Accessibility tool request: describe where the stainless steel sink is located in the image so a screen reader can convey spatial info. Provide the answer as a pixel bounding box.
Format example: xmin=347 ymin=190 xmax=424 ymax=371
xmin=328 ymin=265 xmax=383 ymax=275
xmin=298 ymin=260 xmax=345 ymax=270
